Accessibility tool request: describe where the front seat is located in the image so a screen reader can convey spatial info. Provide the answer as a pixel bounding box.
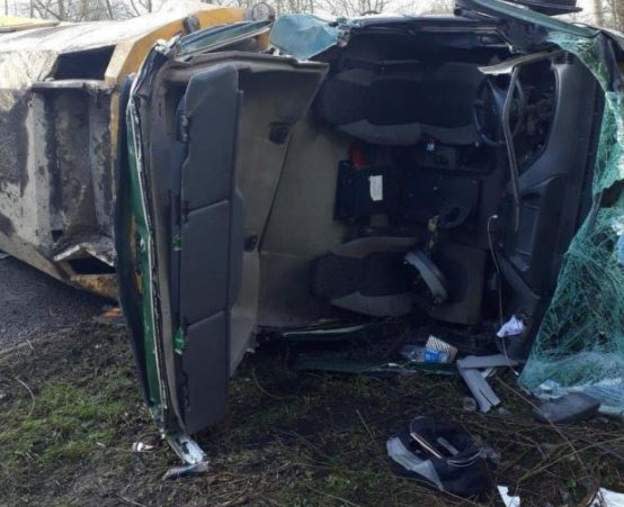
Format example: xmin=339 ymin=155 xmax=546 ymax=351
xmin=311 ymin=236 xmax=422 ymax=317
xmin=314 ymin=61 xmax=483 ymax=146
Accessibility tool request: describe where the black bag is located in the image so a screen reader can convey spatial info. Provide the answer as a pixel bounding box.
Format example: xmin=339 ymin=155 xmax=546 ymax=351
xmin=386 ymin=416 xmax=493 ymax=498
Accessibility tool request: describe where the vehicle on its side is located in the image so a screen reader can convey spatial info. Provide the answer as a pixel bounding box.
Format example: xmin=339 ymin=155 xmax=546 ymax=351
xmin=0 ymin=2 xmax=250 ymax=298
xmin=119 ymin=0 xmax=624 ymax=464
xmin=2 ymin=0 xmax=623 ymax=466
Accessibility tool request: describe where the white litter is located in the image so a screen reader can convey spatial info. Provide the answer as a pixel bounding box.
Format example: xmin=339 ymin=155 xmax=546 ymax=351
xmin=497 ymin=485 xmax=520 ymax=507
xmin=131 ymin=441 xmax=156 ymax=453
xmin=588 ymin=488 xmax=624 ymax=507
xmin=496 ymin=315 xmax=526 ymax=338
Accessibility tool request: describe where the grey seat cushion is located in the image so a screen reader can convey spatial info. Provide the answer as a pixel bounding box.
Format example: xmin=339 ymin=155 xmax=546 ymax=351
xmin=311 ymin=237 xmax=418 ymax=317
xmin=315 ymin=62 xmax=483 ymax=145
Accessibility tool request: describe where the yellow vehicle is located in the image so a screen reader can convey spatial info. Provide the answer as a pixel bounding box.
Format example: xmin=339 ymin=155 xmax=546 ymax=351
xmin=0 ymin=2 xmax=250 ymax=299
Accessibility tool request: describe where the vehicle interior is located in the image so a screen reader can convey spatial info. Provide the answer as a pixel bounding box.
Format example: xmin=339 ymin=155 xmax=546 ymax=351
xmin=130 ymin=17 xmax=604 ymax=433
xmin=249 ymin=25 xmax=601 ymax=353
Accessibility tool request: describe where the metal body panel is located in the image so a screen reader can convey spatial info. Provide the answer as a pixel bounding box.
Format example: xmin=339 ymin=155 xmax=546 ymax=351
xmin=0 ymin=3 xmax=245 ymax=296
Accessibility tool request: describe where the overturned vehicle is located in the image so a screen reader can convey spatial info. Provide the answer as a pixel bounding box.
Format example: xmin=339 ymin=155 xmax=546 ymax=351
xmin=0 ymin=2 xmax=249 ymax=297
xmin=4 ymin=0 xmax=624 ymax=465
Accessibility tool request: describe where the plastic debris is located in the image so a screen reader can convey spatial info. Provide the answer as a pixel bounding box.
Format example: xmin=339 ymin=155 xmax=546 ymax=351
xmin=496 ymin=315 xmax=525 ymax=338
xmin=457 ymin=355 xmax=519 ymax=413
xmin=423 ymin=335 xmax=458 ymax=364
xmin=459 ymin=354 xmax=517 ymax=369
xmin=588 ymin=488 xmax=624 ymax=506
xmin=131 ymin=441 xmax=156 ymax=453
xmin=458 ymin=368 xmax=501 ymax=413
xmin=400 ymin=344 xmax=427 ymax=362
xmin=400 ymin=336 xmax=457 ymax=365
xmin=498 ymin=485 xmax=521 ymax=507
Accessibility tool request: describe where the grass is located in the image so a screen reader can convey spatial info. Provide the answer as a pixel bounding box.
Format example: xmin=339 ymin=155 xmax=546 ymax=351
xmin=0 ymin=321 xmax=623 ymax=506
xmin=2 ymin=382 xmax=118 ymax=465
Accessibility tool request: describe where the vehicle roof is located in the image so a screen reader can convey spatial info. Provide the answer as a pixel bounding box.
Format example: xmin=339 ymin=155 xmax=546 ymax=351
xmin=0 ymin=0 xmax=226 ymax=53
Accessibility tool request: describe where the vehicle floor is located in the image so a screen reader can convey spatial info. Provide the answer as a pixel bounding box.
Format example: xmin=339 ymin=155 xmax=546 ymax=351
xmin=0 ymin=319 xmax=622 ymax=507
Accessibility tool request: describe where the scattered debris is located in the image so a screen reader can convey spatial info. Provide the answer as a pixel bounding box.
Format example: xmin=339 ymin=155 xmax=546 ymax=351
xmin=3 ymin=319 xmax=624 ymax=505
xmin=457 ymin=354 xmax=519 ymax=413
xmin=294 ymin=355 xmax=457 ymax=376
xmin=534 ymin=392 xmax=601 ymax=424
xmin=617 ymin=235 xmax=624 ymax=267
xmin=387 ymin=416 xmax=493 ymax=499
xmin=496 ymin=315 xmax=526 ymax=338
xmin=400 ymin=344 xmax=427 ymax=362
xmin=589 ymin=488 xmax=624 ymax=506
xmin=162 ymin=461 xmax=210 ymax=481
xmin=93 ymin=306 xmax=126 ymax=327
xmin=498 ymin=485 xmax=521 ymax=507
xmin=423 ymin=335 xmax=458 ymax=364
xmin=400 ymin=335 xmax=458 ymax=365
xmin=52 ymin=237 xmax=115 ymax=268
xmin=132 ymin=441 xmax=156 ymax=453
xmin=531 ymin=378 xmax=624 ymax=417
xmin=458 ymin=354 xmax=518 ymax=370
xmin=462 ymin=397 xmax=478 ymax=412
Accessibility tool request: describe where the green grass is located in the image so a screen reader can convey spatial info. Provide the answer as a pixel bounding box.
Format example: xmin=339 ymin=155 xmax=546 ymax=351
xmin=0 ymin=382 xmax=125 ymax=468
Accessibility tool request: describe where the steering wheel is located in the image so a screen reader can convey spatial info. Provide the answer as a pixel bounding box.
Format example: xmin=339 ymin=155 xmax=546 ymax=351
xmin=473 ymin=77 xmax=526 ymax=147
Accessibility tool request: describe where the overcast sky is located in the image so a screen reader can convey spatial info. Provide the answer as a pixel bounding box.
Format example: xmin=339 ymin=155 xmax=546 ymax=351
xmin=3 ymin=0 xmax=601 ymax=24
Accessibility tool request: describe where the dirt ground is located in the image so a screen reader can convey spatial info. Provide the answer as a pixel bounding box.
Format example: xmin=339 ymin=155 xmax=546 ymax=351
xmin=0 ymin=256 xmax=105 ymax=348
xmin=0 ymin=316 xmax=623 ymax=507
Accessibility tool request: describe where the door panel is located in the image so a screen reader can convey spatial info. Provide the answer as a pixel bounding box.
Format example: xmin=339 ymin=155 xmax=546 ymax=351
xmin=502 ymin=58 xmax=600 ymax=296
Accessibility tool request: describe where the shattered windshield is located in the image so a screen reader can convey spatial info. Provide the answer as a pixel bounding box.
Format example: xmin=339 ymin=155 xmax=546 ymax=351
xmin=176 ymin=20 xmax=272 ymax=58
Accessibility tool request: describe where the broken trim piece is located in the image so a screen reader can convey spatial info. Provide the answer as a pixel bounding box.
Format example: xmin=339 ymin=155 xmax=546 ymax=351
xmin=125 ymin=71 xmax=168 ymax=418
xmin=457 ymin=354 xmax=519 ymax=412
xmin=457 ymin=0 xmax=597 ymax=39
xmin=53 ymin=238 xmax=115 ymax=267
xmin=162 ymin=433 xmax=210 ymax=479
xmin=166 ymin=432 xmax=208 ymax=465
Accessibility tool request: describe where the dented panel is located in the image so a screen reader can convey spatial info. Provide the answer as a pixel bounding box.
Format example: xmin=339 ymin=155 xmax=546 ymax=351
xmin=0 ymin=3 xmax=245 ymax=296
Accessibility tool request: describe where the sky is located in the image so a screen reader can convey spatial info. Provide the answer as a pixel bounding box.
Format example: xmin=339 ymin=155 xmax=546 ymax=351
xmin=3 ymin=0 xmax=602 ymax=24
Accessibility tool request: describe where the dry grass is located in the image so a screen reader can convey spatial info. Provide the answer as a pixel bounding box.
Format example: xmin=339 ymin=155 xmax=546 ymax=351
xmin=0 ymin=321 xmax=622 ymax=506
